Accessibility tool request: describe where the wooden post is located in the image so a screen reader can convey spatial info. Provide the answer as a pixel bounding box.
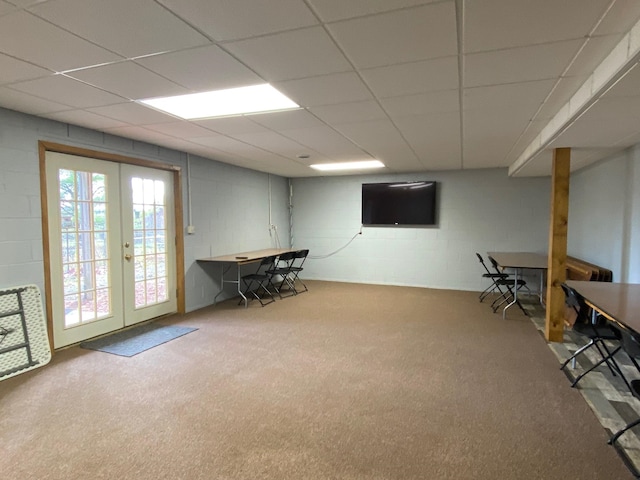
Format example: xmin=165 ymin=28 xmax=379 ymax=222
xmin=545 ymin=148 xmax=570 ymax=342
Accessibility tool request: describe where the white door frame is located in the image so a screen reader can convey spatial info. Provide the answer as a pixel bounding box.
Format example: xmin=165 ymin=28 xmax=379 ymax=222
xmin=39 ymin=141 xmax=185 ymax=351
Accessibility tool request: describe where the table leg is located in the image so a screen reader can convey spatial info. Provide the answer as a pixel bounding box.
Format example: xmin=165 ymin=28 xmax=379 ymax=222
xmin=539 ymin=270 xmax=545 ymax=307
xmin=213 ymin=265 xmax=228 ymax=305
xmin=237 ymin=264 xmax=248 ymax=308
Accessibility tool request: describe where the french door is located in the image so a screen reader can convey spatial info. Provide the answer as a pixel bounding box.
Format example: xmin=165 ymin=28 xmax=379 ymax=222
xmin=45 ymin=152 xmax=177 ymax=348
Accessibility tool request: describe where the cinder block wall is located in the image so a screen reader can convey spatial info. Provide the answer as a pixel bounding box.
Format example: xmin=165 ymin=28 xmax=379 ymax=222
xmin=291 ymin=168 xmax=551 ymax=291
xmin=0 ymin=107 xmax=290 ymax=312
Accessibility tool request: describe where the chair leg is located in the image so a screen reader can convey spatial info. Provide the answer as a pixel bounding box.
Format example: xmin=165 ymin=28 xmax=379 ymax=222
xmin=254 ymin=280 xmax=275 ymax=306
xmin=592 ymin=341 xmax=622 ymax=379
xmin=609 ymin=417 xmax=640 ymax=445
xmin=290 ymin=270 xmax=308 ymax=293
xmin=479 ymin=283 xmax=496 ymax=302
xmin=560 ymin=339 xmax=596 ymax=370
xmin=570 ymin=345 xmax=623 ymax=388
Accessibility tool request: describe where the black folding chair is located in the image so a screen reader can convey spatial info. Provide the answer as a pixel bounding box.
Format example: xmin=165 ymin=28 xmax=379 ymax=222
xmin=487 ymin=256 xmax=529 ymax=315
xmin=608 ymin=323 xmax=640 ymax=448
xmin=560 ymin=284 xmax=627 ymax=388
xmin=288 ymin=249 xmax=309 ymax=294
xmin=239 ymin=255 xmax=277 ymax=307
xmin=476 ymin=253 xmax=509 ymax=302
xmin=267 ymin=251 xmax=297 ymax=298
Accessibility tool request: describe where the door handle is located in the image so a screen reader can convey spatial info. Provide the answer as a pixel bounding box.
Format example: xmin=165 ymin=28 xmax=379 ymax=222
xmin=124 ymin=254 xmax=132 ymax=261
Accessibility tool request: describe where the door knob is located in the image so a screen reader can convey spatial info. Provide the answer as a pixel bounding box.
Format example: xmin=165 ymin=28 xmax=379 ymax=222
xmin=124 ymin=254 xmax=132 ymax=261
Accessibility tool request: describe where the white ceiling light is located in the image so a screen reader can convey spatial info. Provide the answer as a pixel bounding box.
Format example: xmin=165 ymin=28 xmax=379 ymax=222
xmin=139 ymin=84 xmax=299 ymax=120
xmin=310 ymin=160 xmax=385 ymax=171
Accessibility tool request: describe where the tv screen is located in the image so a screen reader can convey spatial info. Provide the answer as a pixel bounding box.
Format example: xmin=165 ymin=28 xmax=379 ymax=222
xmin=362 ymin=181 xmax=437 ymax=226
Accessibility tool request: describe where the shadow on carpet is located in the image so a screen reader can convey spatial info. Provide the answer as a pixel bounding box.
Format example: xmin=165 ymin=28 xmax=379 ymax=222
xmin=80 ymin=323 xmax=197 ymax=357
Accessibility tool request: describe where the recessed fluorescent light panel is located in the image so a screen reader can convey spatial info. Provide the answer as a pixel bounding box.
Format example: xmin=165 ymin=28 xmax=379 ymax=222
xmin=139 ymin=84 xmax=299 ymax=120
xmin=310 ymin=160 xmax=385 ymax=171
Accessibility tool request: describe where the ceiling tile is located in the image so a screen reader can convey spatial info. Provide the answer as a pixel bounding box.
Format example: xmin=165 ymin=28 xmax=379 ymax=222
xmin=9 ymin=75 xmax=126 ymax=108
xmin=464 ymin=39 xmax=583 ymax=87
xmin=225 ymin=26 xmax=352 ymax=82
xmin=308 ymin=0 xmax=438 ymax=22
xmin=464 ymin=79 xmax=556 ymax=113
xmin=309 ymin=100 xmax=388 ymax=124
xmin=156 ymin=0 xmax=318 ymax=41
xmin=327 ymin=3 xmax=457 ymax=69
xmin=550 ymin=96 xmax=640 ymax=148
xmin=29 ymin=0 xmax=209 ymax=58
xmin=87 ymin=102 xmax=177 ymax=125
xmin=231 ymin=131 xmax=309 ymax=157
xmin=249 ymin=109 xmax=326 ymax=130
xmin=0 ymin=11 xmax=122 ymax=71
xmin=381 ymin=90 xmax=459 ymax=118
xmin=601 ymin=63 xmax=640 ymax=98
xmin=462 ymin=144 xmax=512 ymax=169
xmin=362 ymin=56 xmax=458 ymax=98
xmin=564 ymin=35 xmax=626 ymax=78
xmin=194 ymin=117 xmax=271 ymax=136
xmin=276 ymin=72 xmax=372 ymax=107
xmin=0 ymin=0 xmax=17 ymax=15
xmin=394 ymin=111 xmax=461 ymax=152
xmin=193 ymin=135 xmax=270 ymax=154
xmin=135 ymin=45 xmax=261 ymax=92
xmin=413 ymin=145 xmax=462 ymax=170
xmin=101 ymin=125 xmax=177 ymax=144
xmin=281 ymin=126 xmax=368 ymax=158
xmin=0 ymin=86 xmax=70 ymax=114
xmin=334 ymin=119 xmax=420 ymax=163
xmin=5 ymin=0 xmax=50 ymax=6
xmin=504 ymin=119 xmax=549 ymax=165
xmin=0 ymin=53 xmax=51 ymax=85
xmin=144 ymin=121 xmax=216 ymax=138
xmin=464 ymin=0 xmax=611 ymax=53
xmin=535 ymin=75 xmax=587 ymax=120
xmin=593 ymin=0 xmax=640 ymax=36
xmin=42 ymin=109 xmax=128 ymax=129
xmin=464 ymin=108 xmax=532 ymax=145
xmin=68 ymin=62 xmax=189 ymax=100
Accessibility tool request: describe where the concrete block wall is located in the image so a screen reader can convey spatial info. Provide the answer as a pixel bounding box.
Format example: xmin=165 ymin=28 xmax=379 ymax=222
xmin=568 ymin=144 xmax=640 ymax=282
xmin=291 ymin=168 xmax=551 ymax=291
xmin=0 ymin=107 xmax=290 ymax=312
xmin=185 ymin=160 xmax=289 ymax=311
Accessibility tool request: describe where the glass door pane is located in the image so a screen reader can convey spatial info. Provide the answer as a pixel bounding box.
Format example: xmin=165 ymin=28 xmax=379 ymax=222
xmin=121 ymin=164 xmax=176 ymax=326
xmin=45 ymin=152 xmax=123 ymax=349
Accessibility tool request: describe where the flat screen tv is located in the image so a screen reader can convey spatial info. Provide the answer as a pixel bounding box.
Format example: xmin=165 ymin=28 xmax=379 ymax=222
xmin=362 ymin=181 xmax=437 ymax=226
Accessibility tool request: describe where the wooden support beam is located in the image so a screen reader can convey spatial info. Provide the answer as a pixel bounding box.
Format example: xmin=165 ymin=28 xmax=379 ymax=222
xmin=545 ymin=148 xmax=571 ymax=342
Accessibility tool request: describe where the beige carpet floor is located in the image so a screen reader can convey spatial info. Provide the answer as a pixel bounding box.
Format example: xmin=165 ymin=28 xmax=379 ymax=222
xmin=0 ymin=281 xmax=632 ymax=479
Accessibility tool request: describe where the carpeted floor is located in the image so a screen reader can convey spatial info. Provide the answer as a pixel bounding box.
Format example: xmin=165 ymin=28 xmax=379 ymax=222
xmin=525 ymin=299 xmax=640 ymax=477
xmin=0 ymin=281 xmax=633 ymax=479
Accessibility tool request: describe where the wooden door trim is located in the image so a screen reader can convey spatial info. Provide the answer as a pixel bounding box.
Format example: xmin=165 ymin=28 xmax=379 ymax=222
xmin=39 ymin=141 xmax=186 ymax=352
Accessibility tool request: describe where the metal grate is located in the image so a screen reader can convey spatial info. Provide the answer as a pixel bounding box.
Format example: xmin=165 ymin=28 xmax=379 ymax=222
xmin=0 ymin=285 xmax=51 ymax=380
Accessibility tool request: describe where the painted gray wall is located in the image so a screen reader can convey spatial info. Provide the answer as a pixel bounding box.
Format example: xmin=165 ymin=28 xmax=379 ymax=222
xmin=568 ymin=144 xmax=640 ymax=282
xmin=291 ymin=168 xmax=551 ymax=291
xmin=0 ymin=107 xmax=290 ymax=312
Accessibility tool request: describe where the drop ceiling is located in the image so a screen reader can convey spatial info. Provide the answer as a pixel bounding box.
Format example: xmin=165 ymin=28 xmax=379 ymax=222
xmin=1 ymin=0 xmax=640 ymax=177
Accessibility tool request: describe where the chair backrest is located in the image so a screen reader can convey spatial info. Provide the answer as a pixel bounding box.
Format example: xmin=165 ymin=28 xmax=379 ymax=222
xmin=273 ymin=251 xmax=296 ymax=270
xmin=617 ymin=323 xmax=640 ymax=360
xmin=561 ymin=284 xmax=606 ymax=328
xmin=261 ymin=255 xmax=276 ymax=268
xmin=488 ymin=255 xmax=502 ymax=274
xmin=292 ymin=249 xmax=309 ymax=267
xmin=254 ymin=255 xmax=276 ymax=274
xmin=476 ymin=253 xmax=493 ymax=275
